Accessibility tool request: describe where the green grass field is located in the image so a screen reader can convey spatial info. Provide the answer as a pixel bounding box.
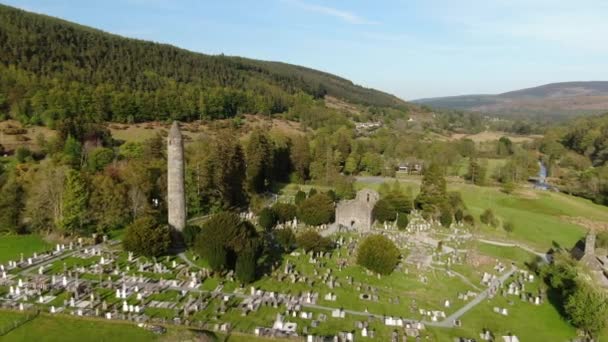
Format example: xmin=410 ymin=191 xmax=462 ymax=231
xmin=0 ymin=314 xmax=158 ymax=342
xmin=356 ymin=177 xmax=608 ymax=251
xmin=0 ymin=234 xmax=51 ymax=264
xmin=453 ymin=183 xmax=608 ymax=250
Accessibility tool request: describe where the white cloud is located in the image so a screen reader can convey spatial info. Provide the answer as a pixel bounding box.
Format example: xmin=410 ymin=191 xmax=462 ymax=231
xmin=282 ymin=0 xmax=378 ymax=25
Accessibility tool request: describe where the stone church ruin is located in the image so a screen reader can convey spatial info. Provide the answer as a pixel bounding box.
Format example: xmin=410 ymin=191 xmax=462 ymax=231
xmin=335 ymin=189 xmax=379 ymax=231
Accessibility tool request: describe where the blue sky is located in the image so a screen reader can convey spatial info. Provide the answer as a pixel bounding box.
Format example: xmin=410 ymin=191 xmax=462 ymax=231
xmin=4 ymin=0 xmax=608 ymax=100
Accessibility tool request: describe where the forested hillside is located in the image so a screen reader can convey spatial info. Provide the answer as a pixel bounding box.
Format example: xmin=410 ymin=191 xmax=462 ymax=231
xmin=0 ymin=4 xmax=408 ymax=126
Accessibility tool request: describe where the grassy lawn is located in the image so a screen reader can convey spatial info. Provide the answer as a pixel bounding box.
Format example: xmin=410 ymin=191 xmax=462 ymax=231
xmin=45 ymin=256 xmax=101 ymax=274
xmin=0 ymin=314 xmax=158 ymax=342
xmin=356 ymin=177 xmax=606 ymax=250
xmin=475 ymin=242 xmax=538 ymax=266
xmin=0 ymin=309 xmax=29 ymax=332
xmin=452 ymin=183 xmax=597 ymax=250
xmin=0 ymin=234 xmax=52 ymax=264
xmin=427 ymin=293 xmax=576 ymax=341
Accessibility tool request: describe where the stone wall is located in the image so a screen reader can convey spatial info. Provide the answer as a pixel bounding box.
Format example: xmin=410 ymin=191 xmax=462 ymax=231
xmin=335 ymin=189 xmax=379 ymax=231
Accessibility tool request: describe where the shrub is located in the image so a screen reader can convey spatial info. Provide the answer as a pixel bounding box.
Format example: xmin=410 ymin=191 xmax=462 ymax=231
xmin=182 ymin=224 xmax=201 ymax=247
xmin=272 ymin=202 xmax=297 ymax=223
xmin=296 ymin=230 xmax=333 ymax=253
xmin=87 ymin=147 xmax=114 ymax=172
xmin=258 ymin=207 xmax=277 ymax=231
xmin=235 ymin=248 xmax=257 ymax=284
xmin=480 ymin=209 xmax=495 ymax=226
xmin=275 ymin=228 xmax=296 ymax=252
xmin=439 ymin=206 xmax=453 ymax=227
xmin=294 ymin=190 xmax=307 ymax=205
xmin=357 ymin=235 xmax=400 ymax=275
xmin=504 ymin=221 xmax=515 ymax=233
xmin=396 ymin=214 xmax=409 ymax=230
xmin=15 ymin=147 xmax=31 ymax=163
xmin=373 ymin=199 xmax=396 ymax=223
xmin=297 ymin=193 xmax=335 ymax=226
xmin=454 ymin=209 xmax=464 ymax=223
xmin=123 ymin=216 xmax=171 ymax=257
xmin=501 ymin=181 xmax=516 ymax=194
xmin=463 ymin=214 xmax=475 ymax=226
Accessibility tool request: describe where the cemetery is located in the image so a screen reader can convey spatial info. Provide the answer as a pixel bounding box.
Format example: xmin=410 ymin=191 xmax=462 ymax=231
xmin=0 ymin=206 xmax=562 ymax=341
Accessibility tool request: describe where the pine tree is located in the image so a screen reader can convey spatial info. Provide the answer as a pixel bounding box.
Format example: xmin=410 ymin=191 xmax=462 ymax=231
xmin=235 ymin=248 xmax=257 ymax=284
xmin=63 ymin=135 xmax=82 ymax=169
xmin=415 ymin=163 xmax=447 ymax=217
xmin=465 ymin=157 xmax=486 ymax=185
xmin=59 ymin=170 xmax=89 ymax=235
xmin=245 ymin=130 xmax=274 ymax=193
xmin=206 ymin=131 xmax=247 ymax=208
xmin=0 ymin=178 xmax=24 ymax=233
xmin=289 ymin=135 xmax=311 ymax=181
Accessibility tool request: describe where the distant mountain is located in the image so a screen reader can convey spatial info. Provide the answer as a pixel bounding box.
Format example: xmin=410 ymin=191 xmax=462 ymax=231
xmin=413 ymin=82 xmax=608 ymax=119
xmin=0 ymin=4 xmax=409 ymax=124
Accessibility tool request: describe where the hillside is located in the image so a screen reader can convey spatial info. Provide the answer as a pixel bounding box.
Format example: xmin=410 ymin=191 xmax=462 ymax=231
xmin=0 ymin=4 xmax=409 ymax=125
xmin=414 ymin=81 xmax=608 ymax=119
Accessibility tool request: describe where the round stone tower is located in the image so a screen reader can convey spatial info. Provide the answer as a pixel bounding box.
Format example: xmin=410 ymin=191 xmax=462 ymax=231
xmin=167 ymin=121 xmax=186 ymax=231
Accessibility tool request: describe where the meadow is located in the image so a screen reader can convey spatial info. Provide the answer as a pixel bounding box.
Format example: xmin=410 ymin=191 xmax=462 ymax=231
xmin=0 ymin=234 xmax=51 ymax=264
xmin=356 ymin=176 xmax=608 ymax=251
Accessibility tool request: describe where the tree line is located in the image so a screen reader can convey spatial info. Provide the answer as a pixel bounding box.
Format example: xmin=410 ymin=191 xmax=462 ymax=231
xmin=0 ymin=4 xmax=409 ymax=127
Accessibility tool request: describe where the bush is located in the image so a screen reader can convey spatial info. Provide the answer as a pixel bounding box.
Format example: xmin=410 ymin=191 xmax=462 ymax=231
xmin=235 ymin=248 xmax=257 ymax=284
xmin=182 ymin=224 xmax=201 ymax=247
xmin=504 ymin=221 xmax=515 ymax=233
xmin=480 ymin=209 xmax=496 ymax=226
xmin=373 ymin=199 xmax=396 ymax=223
xmin=15 ymin=147 xmax=31 ymax=163
xmin=357 ymin=234 xmax=400 ymax=275
xmin=296 ymin=230 xmax=333 ymax=253
xmin=258 ymin=207 xmax=277 ymax=231
xmin=297 ymin=193 xmax=335 ymax=226
xmin=325 ymin=190 xmax=336 ymax=202
xmin=454 ymin=209 xmax=464 ymax=223
xmin=294 ymin=190 xmax=307 ymax=205
xmin=87 ymin=147 xmax=114 ymax=172
xmin=272 ymin=202 xmax=297 ymax=223
xmin=123 ymin=216 xmax=171 ymax=257
xmin=275 ymin=228 xmax=296 ymax=252
xmin=463 ymin=214 xmax=475 ymax=226
xmin=396 ymin=214 xmax=409 ymax=230
xmin=501 ymin=181 xmax=516 ymax=194
xmin=439 ymin=207 xmax=453 ymax=227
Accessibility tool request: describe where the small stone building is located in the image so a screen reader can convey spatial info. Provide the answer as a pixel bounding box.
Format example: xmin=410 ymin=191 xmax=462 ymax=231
xmin=335 ymin=189 xmax=379 ymax=231
xmin=572 ymin=232 xmax=608 ymax=287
